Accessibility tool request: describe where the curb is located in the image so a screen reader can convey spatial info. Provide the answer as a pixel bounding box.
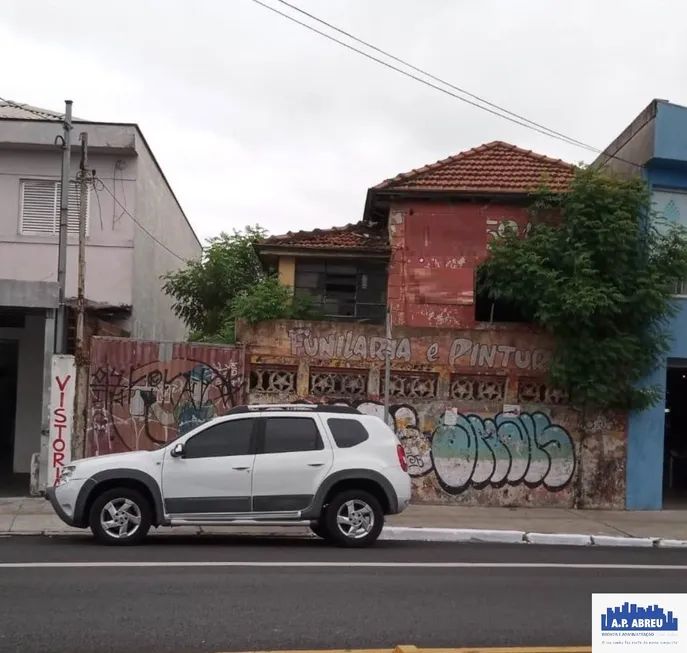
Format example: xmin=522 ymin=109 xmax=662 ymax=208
xmin=5 ymin=524 xmax=687 ymax=549
xmin=381 ymin=526 xmax=687 ymax=549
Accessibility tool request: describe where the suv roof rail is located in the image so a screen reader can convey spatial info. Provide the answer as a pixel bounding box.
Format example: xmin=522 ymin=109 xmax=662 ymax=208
xmin=226 ymin=404 xmax=362 ymax=415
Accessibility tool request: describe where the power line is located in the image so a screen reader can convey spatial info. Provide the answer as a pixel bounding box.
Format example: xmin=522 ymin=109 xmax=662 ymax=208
xmin=249 ymin=0 xmax=642 ymax=170
xmin=273 ymin=0 xmax=597 ymax=154
xmin=248 ymin=0 xmax=597 ymax=153
xmin=93 ymin=176 xmax=190 ymax=263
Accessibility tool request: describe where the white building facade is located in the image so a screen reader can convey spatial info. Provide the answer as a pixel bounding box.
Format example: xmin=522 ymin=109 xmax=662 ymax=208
xmin=0 ymin=102 xmax=201 ymax=492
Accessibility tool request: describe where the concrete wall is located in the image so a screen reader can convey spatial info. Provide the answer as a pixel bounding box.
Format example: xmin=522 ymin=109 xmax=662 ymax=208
xmin=239 ymin=319 xmax=626 ymax=509
xmin=130 ymin=142 xmax=202 ymax=342
xmin=592 ymin=100 xmax=656 ymax=176
xmin=654 ymin=102 xmax=687 ymax=163
xmin=0 ymin=149 xmax=135 ymax=306
xmin=387 ymin=201 xmax=532 ymax=329
xmin=0 ymin=314 xmax=47 ymax=473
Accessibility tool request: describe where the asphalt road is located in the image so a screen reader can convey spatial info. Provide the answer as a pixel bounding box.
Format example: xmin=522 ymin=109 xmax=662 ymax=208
xmin=2 ymin=535 xmax=687 ymax=653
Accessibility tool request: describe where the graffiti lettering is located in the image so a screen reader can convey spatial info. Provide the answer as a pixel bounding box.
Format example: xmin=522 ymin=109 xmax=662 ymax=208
xmin=431 ymin=411 xmax=575 ymax=494
xmin=426 ymin=343 xmax=439 ymax=363
xmin=449 ymin=338 xmax=549 ymax=371
xmin=290 ymin=328 xmax=550 ymax=372
xmin=486 ymin=218 xmax=531 ymax=241
xmin=290 ymin=328 xmax=412 ymax=362
xmin=289 ymin=397 xmax=575 ymax=495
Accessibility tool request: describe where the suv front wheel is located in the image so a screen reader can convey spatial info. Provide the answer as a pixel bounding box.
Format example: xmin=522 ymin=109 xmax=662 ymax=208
xmin=321 ymin=489 xmax=384 ymax=548
xmin=89 ymin=487 xmax=152 ymax=546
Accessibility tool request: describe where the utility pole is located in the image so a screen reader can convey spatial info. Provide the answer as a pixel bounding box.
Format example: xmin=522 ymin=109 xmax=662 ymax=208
xmin=76 ymin=132 xmax=89 ymax=355
xmin=383 ymin=304 xmax=392 ymax=425
xmin=55 ymin=100 xmax=73 ymax=354
xmin=73 ymin=131 xmax=90 ymax=461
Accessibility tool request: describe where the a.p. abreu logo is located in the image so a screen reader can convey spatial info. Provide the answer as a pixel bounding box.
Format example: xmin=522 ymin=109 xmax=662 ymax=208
xmin=601 ymin=602 xmax=679 ymax=632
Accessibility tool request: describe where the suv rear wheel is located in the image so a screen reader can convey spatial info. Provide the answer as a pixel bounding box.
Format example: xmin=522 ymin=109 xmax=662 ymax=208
xmin=321 ymin=489 xmax=384 ymax=548
xmin=89 ymin=487 xmax=152 ymax=546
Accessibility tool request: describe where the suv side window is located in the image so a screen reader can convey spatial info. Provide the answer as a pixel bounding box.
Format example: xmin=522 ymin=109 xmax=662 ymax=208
xmin=327 ymin=418 xmax=369 ymax=448
xmin=183 ymin=418 xmax=255 ymax=459
xmin=262 ymin=417 xmax=324 ymax=454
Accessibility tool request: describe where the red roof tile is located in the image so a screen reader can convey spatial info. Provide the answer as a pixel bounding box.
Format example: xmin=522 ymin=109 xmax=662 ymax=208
xmin=259 ymin=221 xmax=389 ymax=252
xmin=374 ymin=141 xmax=576 ymax=193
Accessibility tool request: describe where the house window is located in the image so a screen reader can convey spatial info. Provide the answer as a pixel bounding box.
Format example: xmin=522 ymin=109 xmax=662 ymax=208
xmin=20 ymin=180 xmax=90 ymax=236
xmin=474 ymin=266 xmax=532 ymax=323
xmin=294 ymin=259 xmax=387 ymax=323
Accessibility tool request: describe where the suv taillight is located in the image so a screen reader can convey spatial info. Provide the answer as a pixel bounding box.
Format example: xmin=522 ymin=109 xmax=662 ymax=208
xmin=397 ymin=444 xmax=408 ymax=472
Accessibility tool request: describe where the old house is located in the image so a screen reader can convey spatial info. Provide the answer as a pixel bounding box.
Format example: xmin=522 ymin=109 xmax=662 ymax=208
xmin=0 ymin=101 xmax=202 ymax=492
xmin=240 ymin=141 xmax=627 ymax=509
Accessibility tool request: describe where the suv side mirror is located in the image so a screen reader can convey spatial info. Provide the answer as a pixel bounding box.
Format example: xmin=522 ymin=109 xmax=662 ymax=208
xmin=170 ymin=442 xmax=185 ymax=458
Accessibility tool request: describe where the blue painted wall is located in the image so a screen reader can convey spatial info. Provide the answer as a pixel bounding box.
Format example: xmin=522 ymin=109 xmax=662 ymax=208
xmin=626 ymin=102 xmax=687 ymax=508
xmin=654 ymin=102 xmax=687 ymax=163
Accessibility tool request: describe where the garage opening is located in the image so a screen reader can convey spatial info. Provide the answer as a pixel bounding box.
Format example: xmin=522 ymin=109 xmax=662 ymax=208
xmin=0 ymin=339 xmax=20 ymax=495
xmin=664 ymin=363 xmax=687 ymax=507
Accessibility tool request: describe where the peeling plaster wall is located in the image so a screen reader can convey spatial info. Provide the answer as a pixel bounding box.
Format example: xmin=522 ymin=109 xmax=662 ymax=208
xmin=238 ymin=319 xmax=626 ymax=509
xmin=388 ymin=201 xmax=532 ymax=329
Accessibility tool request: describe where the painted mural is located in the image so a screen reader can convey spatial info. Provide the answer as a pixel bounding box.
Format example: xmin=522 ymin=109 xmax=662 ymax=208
xmin=240 ymin=319 xmax=626 ymax=508
xmin=86 ymin=338 xmax=245 ymax=456
xmin=294 ymin=398 xmax=577 ymax=506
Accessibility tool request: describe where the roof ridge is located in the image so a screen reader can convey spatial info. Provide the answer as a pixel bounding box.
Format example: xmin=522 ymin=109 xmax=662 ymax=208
xmin=264 ymin=220 xmax=372 ymax=243
xmin=261 ymin=220 xmax=388 ymax=251
xmin=372 ymin=140 xmax=575 ymax=193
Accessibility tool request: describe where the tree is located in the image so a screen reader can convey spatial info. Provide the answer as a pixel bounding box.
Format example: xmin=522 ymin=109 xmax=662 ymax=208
xmin=162 ymin=226 xmax=319 ymax=344
xmin=478 ymin=166 xmax=687 ymax=504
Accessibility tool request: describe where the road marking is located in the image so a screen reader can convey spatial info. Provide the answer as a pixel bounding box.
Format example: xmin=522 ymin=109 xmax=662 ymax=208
xmin=0 ymin=561 xmax=686 ymax=570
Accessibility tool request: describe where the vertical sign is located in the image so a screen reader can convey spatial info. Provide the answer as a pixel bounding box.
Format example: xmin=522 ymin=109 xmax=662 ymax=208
xmin=48 ymin=354 xmax=76 ymax=487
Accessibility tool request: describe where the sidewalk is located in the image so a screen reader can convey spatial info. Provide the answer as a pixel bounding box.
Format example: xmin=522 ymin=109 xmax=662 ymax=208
xmin=3 ymin=496 xmax=687 ymax=543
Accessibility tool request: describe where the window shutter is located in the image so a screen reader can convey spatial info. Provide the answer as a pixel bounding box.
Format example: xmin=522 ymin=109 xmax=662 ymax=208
xmin=20 ymin=180 xmax=90 ymax=236
xmin=64 ymin=182 xmax=90 ymax=235
xmin=20 ymin=180 xmax=57 ymax=234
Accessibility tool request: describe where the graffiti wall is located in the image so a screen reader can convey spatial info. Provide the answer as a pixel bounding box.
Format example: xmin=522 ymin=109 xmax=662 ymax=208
xmin=239 ymin=319 xmax=627 ymax=508
xmin=86 ymin=338 xmax=245 ymax=456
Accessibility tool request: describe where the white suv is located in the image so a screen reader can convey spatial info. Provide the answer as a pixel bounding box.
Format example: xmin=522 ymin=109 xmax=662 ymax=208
xmin=46 ymin=404 xmax=412 ymax=547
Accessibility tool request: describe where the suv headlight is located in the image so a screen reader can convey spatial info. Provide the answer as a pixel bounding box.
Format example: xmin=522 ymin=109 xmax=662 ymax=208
xmin=57 ymin=465 xmax=76 ymax=485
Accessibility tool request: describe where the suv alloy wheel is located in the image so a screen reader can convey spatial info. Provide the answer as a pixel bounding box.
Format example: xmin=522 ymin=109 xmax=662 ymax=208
xmin=89 ymin=487 xmax=152 ymax=546
xmin=321 ymin=489 xmax=384 ymax=548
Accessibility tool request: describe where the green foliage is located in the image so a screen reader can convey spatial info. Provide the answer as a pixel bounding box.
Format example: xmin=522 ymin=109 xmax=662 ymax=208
xmin=163 ymin=226 xmax=320 ymax=344
xmin=229 ymin=276 xmax=322 ymax=325
xmin=479 ymin=166 xmax=687 ymax=412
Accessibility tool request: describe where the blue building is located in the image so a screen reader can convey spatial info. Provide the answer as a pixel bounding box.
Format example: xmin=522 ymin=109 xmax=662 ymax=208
xmin=596 ymin=99 xmax=687 ymax=510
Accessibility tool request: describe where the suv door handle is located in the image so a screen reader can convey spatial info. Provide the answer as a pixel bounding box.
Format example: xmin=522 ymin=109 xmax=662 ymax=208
xmin=307 ymin=462 xmax=325 ymax=467
xmin=232 ymin=466 xmax=251 ymax=471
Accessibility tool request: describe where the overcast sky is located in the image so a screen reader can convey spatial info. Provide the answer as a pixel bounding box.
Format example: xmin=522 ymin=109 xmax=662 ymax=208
xmin=1 ymin=0 xmax=685 ymax=244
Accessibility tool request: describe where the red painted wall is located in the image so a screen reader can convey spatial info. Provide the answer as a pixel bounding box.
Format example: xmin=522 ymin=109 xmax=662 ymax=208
xmin=388 ymin=200 xmax=531 ymax=329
